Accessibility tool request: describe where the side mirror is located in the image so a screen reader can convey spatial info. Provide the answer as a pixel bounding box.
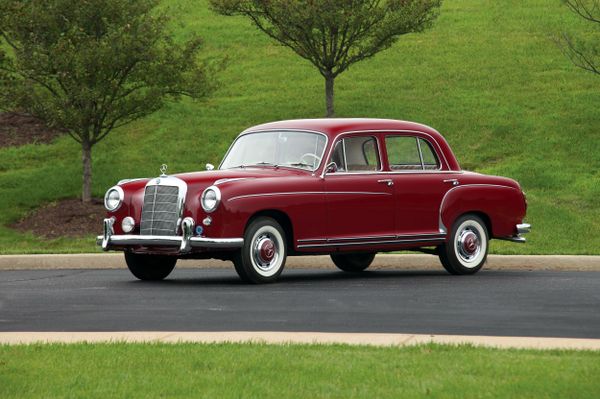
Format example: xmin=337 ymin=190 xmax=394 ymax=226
xmin=205 ymin=163 xmax=214 ymax=171
xmin=325 ymin=161 xmax=337 ymax=174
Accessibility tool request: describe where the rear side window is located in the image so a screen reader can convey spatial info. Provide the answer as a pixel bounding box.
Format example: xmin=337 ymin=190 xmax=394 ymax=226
xmin=329 ymin=136 xmax=380 ymax=172
xmin=418 ymin=138 xmax=440 ymax=170
xmin=386 ymin=136 xmax=440 ymax=170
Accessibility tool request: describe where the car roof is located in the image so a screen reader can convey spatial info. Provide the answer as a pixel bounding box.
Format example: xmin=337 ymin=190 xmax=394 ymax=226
xmin=241 ymin=118 xmax=460 ymax=171
xmin=242 ymin=118 xmax=441 ymax=139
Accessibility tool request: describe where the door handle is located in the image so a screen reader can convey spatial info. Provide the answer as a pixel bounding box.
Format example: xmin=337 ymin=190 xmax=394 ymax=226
xmin=444 ymin=179 xmax=459 ymax=186
xmin=377 ymin=179 xmax=394 ymax=187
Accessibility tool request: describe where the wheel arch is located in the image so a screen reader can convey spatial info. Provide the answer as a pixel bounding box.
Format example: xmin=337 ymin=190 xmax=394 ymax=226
xmin=246 ymin=209 xmax=295 ymax=253
xmin=455 ymin=211 xmax=492 ymax=237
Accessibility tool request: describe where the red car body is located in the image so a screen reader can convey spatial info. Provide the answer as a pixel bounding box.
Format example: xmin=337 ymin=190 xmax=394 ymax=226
xmin=98 ymin=119 xmax=529 ymax=282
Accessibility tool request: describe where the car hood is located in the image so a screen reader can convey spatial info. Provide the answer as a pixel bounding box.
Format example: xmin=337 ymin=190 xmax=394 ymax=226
xmin=118 ymin=166 xmax=309 ymax=192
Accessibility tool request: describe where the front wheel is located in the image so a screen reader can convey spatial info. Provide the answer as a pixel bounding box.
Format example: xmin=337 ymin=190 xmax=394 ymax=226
xmin=330 ymin=253 xmax=376 ymax=272
xmin=233 ymin=217 xmax=287 ymax=284
xmin=438 ymin=214 xmax=489 ymax=275
xmin=124 ymin=252 xmax=177 ymax=281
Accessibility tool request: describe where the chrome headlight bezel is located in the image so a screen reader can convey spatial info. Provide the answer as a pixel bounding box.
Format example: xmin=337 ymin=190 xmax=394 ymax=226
xmin=201 ymin=185 xmax=221 ymax=213
xmin=104 ymin=186 xmax=124 ymax=212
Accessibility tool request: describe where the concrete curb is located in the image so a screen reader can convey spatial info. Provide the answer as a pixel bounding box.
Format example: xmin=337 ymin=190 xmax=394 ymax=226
xmin=0 ymin=253 xmax=598 ymax=271
xmin=1 ymin=331 xmax=599 ymax=350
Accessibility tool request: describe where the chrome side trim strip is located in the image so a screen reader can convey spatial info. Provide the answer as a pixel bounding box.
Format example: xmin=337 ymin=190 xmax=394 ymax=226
xmin=298 ymin=232 xmax=445 ymax=244
xmin=228 ymin=191 xmax=391 ymax=202
xmin=297 ymin=237 xmax=446 ymax=249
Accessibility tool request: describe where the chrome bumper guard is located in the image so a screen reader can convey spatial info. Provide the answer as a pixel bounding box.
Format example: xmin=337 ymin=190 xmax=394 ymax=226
xmin=97 ymin=218 xmax=243 ymax=252
xmin=503 ymin=223 xmax=531 ymax=243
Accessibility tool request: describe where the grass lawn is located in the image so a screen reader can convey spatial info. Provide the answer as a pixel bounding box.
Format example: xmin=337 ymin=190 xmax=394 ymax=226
xmin=0 ymin=0 xmax=598 ymax=254
xmin=1 ymin=343 xmax=599 ymax=398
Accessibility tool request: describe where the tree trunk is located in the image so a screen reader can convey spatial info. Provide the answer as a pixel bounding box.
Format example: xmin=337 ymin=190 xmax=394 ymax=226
xmin=325 ymin=74 xmax=335 ymax=117
xmin=82 ymin=141 xmax=93 ymax=203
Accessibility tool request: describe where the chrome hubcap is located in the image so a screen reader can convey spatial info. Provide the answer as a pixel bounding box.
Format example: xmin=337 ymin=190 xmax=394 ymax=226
xmin=456 ymin=228 xmax=481 ymax=263
xmin=253 ymin=234 xmax=279 ymax=271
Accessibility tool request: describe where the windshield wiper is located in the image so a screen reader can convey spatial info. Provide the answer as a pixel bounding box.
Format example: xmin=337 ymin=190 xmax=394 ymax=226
xmin=252 ymin=161 xmax=278 ymax=168
xmin=286 ymin=162 xmax=312 ymax=169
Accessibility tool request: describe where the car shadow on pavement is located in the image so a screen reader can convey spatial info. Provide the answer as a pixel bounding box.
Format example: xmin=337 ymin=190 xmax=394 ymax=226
xmin=129 ymin=269 xmax=450 ymax=287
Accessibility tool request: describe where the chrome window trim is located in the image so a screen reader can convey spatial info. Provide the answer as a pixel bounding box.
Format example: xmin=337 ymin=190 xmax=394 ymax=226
xmin=384 ymin=135 xmax=443 ymax=172
xmin=416 ymin=137 xmax=425 ymax=169
xmin=218 ymin=129 xmax=329 ymax=172
xmin=325 ymin=134 xmax=383 ymax=176
xmin=320 ymin=129 xmax=452 ymax=178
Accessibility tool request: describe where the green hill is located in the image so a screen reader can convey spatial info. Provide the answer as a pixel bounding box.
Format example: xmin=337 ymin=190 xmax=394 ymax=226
xmin=0 ymin=0 xmax=598 ymax=254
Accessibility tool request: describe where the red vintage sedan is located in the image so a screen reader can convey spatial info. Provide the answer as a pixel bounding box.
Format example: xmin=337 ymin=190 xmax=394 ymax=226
xmin=98 ymin=119 xmax=530 ymax=283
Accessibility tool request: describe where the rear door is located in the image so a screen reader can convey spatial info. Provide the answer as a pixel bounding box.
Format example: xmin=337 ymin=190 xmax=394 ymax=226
xmin=384 ymin=134 xmax=460 ymax=236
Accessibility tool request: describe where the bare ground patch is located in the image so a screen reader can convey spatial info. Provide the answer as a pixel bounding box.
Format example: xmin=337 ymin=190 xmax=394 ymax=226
xmin=12 ymin=198 xmax=105 ymax=239
xmin=0 ymin=112 xmax=62 ymax=148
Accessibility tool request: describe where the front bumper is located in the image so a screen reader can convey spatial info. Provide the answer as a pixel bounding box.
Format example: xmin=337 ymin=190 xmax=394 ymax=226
xmin=97 ymin=218 xmax=243 ymax=252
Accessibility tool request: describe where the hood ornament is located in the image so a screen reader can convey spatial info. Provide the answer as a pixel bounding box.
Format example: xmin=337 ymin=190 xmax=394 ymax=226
xmin=160 ymin=164 xmax=168 ymax=177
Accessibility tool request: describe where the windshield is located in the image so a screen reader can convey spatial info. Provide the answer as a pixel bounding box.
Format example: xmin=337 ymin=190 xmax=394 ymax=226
xmin=220 ymin=131 xmax=327 ymax=171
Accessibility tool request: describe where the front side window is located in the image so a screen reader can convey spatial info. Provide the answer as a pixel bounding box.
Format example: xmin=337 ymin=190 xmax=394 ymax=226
xmin=328 ymin=136 xmax=380 ymax=172
xmin=386 ymin=136 xmax=440 ymax=170
xmin=220 ymin=131 xmax=327 ymax=171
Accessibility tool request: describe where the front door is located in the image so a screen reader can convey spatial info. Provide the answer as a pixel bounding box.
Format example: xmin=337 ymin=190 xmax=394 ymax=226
xmin=324 ymin=135 xmax=396 ymax=242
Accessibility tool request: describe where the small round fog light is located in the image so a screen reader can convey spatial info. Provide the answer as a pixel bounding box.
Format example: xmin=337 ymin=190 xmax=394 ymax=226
xmin=122 ymin=216 xmax=135 ymax=233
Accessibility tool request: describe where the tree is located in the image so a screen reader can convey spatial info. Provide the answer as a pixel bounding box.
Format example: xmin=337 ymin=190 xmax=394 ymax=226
xmin=0 ymin=0 xmax=216 ymax=202
xmin=210 ymin=0 xmax=441 ymax=117
xmin=558 ymin=0 xmax=600 ymax=75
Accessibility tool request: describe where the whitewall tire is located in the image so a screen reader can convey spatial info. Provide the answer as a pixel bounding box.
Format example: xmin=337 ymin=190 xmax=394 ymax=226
xmin=233 ymin=217 xmax=287 ymax=283
xmin=438 ymin=214 xmax=488 ymax=275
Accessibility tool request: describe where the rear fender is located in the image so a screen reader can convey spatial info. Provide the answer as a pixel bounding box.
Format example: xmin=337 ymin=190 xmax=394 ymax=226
xmin=440 ymin=184 xmax=526 ymax=238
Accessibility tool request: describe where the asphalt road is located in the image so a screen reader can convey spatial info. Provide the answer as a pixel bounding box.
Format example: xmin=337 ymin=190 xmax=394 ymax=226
xmin=1 ymin=268 xmax=599 ymax=338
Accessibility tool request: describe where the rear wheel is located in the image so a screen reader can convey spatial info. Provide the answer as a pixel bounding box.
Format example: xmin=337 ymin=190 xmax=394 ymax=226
xmin=438 ymin=214 xmax=488 ymax=275
xmin=233 ymin=217 xmax=287 ymax=284
xmin=330 ymin=252 xmax=376 ymax=272
xmin=124 ymin=252 xmax=177 ymax=281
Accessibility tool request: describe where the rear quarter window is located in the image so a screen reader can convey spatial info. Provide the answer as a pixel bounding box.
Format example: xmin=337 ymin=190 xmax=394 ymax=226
xmin=385 ymin=136 xmax=440 ymax=170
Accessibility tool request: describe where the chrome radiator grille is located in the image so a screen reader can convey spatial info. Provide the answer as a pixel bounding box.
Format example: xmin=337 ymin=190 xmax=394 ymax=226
xmin=140 ymin=185 xmax=180 ymax=236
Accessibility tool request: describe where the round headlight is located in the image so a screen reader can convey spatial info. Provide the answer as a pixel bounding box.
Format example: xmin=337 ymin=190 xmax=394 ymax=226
xmin=104 ymin=186 xmax=124 ymax=211
xmin=121 ymin=216 xmax=135 ymax=233
xmin=201 ymin=186 xmax=221 ymax=213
